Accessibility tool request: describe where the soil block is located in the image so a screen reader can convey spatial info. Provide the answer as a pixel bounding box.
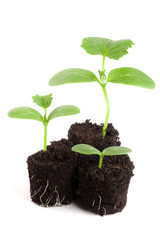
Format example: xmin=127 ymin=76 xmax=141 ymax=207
xmin=77 ymin=154 xmax=134 ymax=216
xmin=68 ymin=120 xmax=121 ymax=151
xmin=27 ymin=139 xmax=78 ymax=207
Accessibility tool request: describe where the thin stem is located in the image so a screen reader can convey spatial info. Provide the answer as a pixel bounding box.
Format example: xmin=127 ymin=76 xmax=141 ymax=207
xmin=98 ymin=55 xmax=110 ymax=138
xmin=99 ymin=56 xmax=106 ymax=83
xmin=44 ymin=124 xmax=47 ymax=151
xmin=99 ymin=154 xmax=104 ymax=169
xmin=43 ymin=109 xmax=48 ymax=151
xmin=101 ymin=84 xmax=110 ymax=138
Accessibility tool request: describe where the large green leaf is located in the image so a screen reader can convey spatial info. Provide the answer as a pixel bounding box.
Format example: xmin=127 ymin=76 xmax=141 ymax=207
xmin=32 ymin=93 xmax=53 ymax=109
xmin=72 ymin=144 xmax=101 ymax=155
xmin=8 ymin=107 xmax=43 ymax=122
xmin=102 ymin=146 xmax=132 ymax=156
xmin=107 ymin=67 xmax=155 ymax=89
xmin=48 ymin=105 xmax=80 ymax=121
xmin=81 ymin=37 xmax=134 ymax=60
xmin=49 ymin=68 xmax=99 ymax=86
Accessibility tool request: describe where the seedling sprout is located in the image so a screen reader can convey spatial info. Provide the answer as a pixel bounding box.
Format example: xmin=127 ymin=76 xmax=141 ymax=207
xmin=72 ymin=144 xmax=132 ymax=169
xmin=8 ymin=93 xmax=80 ymax=151
xmin=49 ymin=37 xmax=155 ymax=137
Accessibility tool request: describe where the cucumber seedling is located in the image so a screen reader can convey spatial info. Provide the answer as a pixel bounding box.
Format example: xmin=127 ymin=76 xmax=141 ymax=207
xmin=49 ymin=37 xmax=155 ymax=137
xmin=72 ymin=144 xmax=132 ymax=169
xmin=8 ymin=93 xmax=80 ymax=151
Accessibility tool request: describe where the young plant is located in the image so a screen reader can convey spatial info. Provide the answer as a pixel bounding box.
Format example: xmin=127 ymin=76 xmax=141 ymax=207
xmin=49 ymin=37 xmax=155 ymax=138
xmin=8 ymin=93 xmax=80 ymax=151
xmin=72 ymin=144 xmax=132 ymax=169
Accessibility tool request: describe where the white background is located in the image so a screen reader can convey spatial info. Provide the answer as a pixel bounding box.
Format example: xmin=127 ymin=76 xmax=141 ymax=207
xmin=0 ymin=0 xmax=160 ymax=239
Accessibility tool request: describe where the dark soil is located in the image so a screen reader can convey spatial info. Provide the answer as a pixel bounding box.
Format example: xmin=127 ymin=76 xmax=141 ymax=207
xmin=27 ymin=120 xmax=134 ymax=215
xmin=77 ymin=154 xmax=134 ymax=216
xmin=68 ymin=120 xmax=120 ymax=151
xmin=68 ymin=120 xmax=134 ymax=215
xmin=27 ymin=139 xmax=78 ymax=207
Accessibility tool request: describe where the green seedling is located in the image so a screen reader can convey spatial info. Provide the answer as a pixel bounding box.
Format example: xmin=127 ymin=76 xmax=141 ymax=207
xmin=72 ymin=144 xmax=132 ymax=169
xmin=8 ymin=93 xmax=80 ymax=151
xmin=49 ymin=37 xmax=155 ymax=138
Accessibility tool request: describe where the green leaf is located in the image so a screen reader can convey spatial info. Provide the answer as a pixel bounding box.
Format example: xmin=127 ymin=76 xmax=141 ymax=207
xmin=81 ymin=37 xmax=112 ymax=56
xmin=32 ymin=94 xmax=53 ymax=109
xmin=8 ymin=107 xmax=43 ymax=122
xmin=48 ymin=105 xmax=80 ymax=121
xmin=107 ymin=67 xmax=155 ymax=89
xmin=81 ymin=37 xmax=134 ymax=60
xmin=106 ymin=39 xmax=134 ymax=60
xmin=102 ymin=146 xmax=132 ymax=156
xmin=72 ymin=144 xmax=101 ymax=155
xmin=49 ymin=68 xmax=99 ymax=86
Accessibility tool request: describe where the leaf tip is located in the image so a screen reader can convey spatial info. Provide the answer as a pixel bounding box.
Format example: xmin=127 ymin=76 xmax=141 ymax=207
xmin=151 ymin=81 xmax=156 ymax=89
xmin=8 ymin=110 xmax=11 ymax=117
xmin=76 ymin=106 xmax=80 ymax=114
xmin=71 ymin=145 xmax=78 ymax=152
xmin=49 ymin=78 xmax=54 ymax=86
xmin=129 ymin=40 xmax=135 ymax=46
xmin=48 ymin=80 xmax=51 ymax=86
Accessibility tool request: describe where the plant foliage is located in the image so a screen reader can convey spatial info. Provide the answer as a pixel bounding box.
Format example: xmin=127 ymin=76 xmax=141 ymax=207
xmin=72 ymin=144 xmax=132 ymax=169
xmin=81 ymin=37 xmax=134 ymax=60
xmin=8 ymin=93 xmax=80 ymax=151
xmin=49 ymin=37 xmax=155 ymax=137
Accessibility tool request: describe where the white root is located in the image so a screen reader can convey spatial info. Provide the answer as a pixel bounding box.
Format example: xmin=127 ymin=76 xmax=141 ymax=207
xmin=31 ymin=175 xmax=35 ymax=180
xmin=103 ymin=207 xmax=107 ymax=215
xmin=92 ymin=200 xmax=95 ymax=207
xmin=39 ymin=180 xmax=49 ymax=205
xmin=92 ymin=197 xmax=107 ymax=215
xmin=46 ymin=195 xmax=53 ymax=205
xmin=44 ymin=185 xmax=65 ymax=207
xmin=31 ymin=185 xmax=42 ymax=198
xmin=114 ymin=205 xmax=117 ymax=210
xmin=31 ymin=179 xmax=65 ymax=207
xmin=53 ymin=186 xmax=65 ymax=206
xmin=36 ymin=179 xmax=43 ymax=182
xmin=98 ymin=195 xmax=102 ymax=210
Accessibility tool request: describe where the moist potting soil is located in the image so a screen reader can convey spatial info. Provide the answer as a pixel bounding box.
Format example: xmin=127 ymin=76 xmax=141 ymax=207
xmin=68 ymin=120 xmax=120 ymax=151
xmin=77 ymin=154 xmax=134 ymax=216
xmin=27 ymin=139 xmax=78 ymax=206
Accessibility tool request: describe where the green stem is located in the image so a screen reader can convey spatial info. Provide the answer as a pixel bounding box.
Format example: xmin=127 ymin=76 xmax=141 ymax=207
xmin=101 ymin=84 xmax=110 ymax=138
xmin=99 ymin=154 xmax=104 ymax=169
xmin=98 ymin=55 xmax=110 ymax=137
xmin=44 ymin=124 xmax=47 ymax=151
xmin=43 ymin=109 xmax=48 ymax=151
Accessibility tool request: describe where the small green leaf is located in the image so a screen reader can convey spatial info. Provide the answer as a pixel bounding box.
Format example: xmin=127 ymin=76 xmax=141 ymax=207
xmin=81 ymin=37 xmax=112 ymax=56
xmin=32 ymin=94 xmax=53 ymax=109
xmin=72 ymin=144 xmax=101 ymax=155
xmin=107 ymin=67 xmax=155 ymax=89
xmin=8 ymin=107 xmax=43 ymax=122
xmin=106 ymin=39 xmax=134 ymax=60
xmin=49 ymin=68 xmax=99 ymax=86
xmin=81 ymin=37 xmax=134 ymax=60
xmin=102 ymin=146 xmax=132 ymax=156
xmin=48 ymin=105 xmax=80 ymax=121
